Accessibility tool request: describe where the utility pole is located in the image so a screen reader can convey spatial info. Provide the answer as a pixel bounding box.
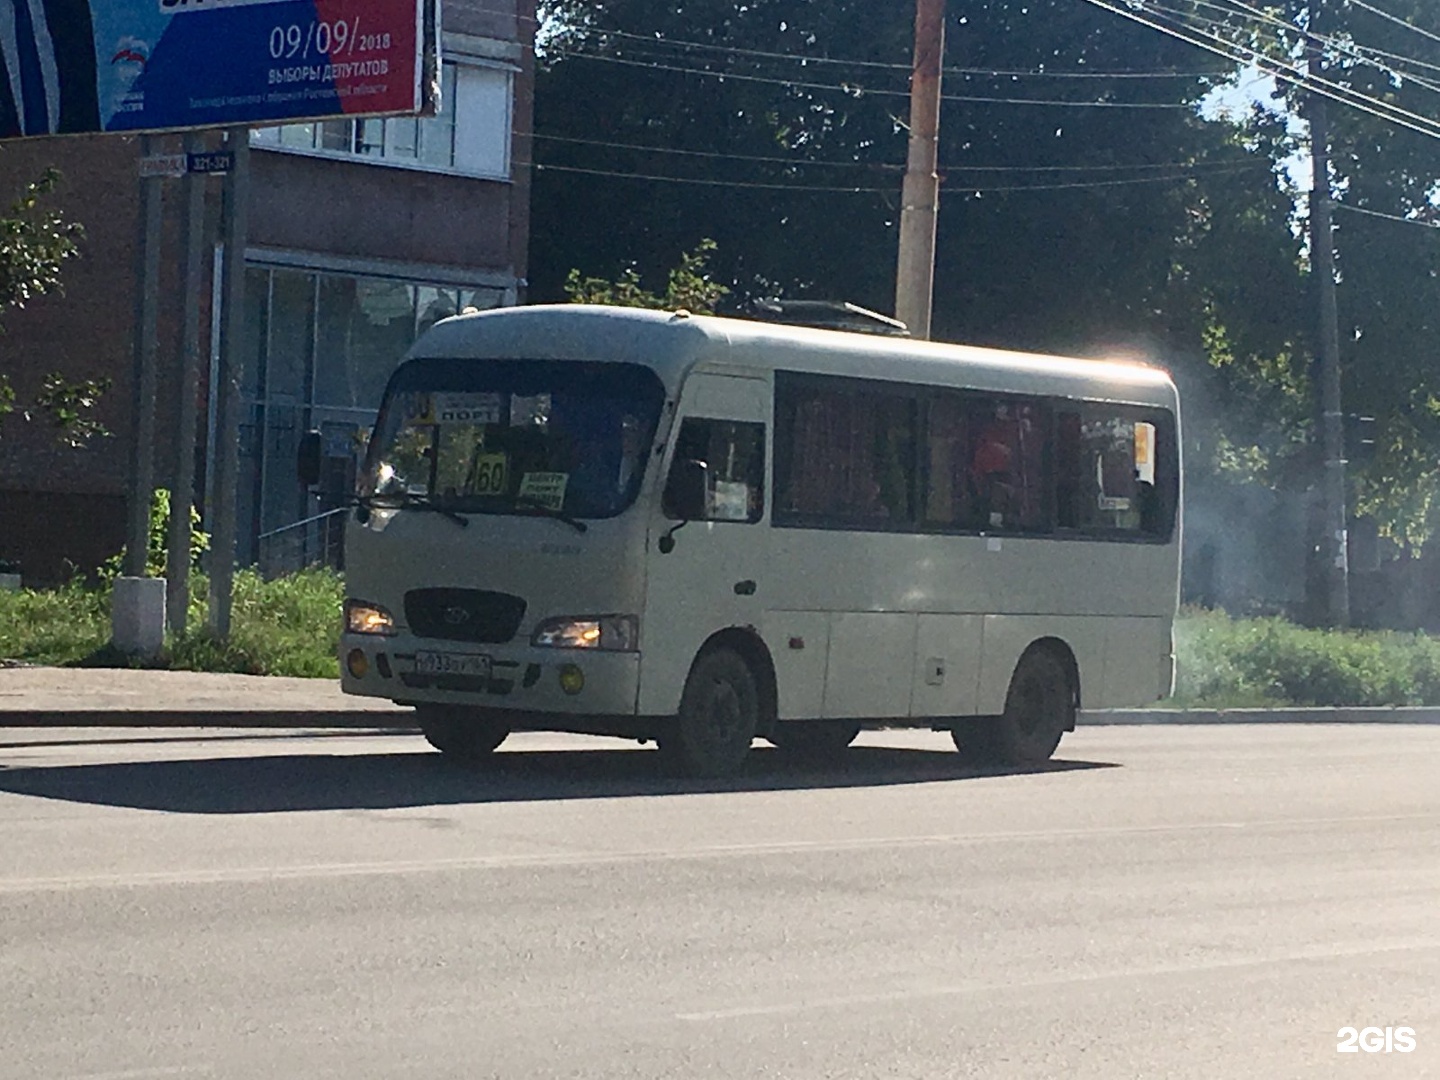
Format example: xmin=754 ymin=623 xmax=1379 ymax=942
xmin=124 ymin=134 xmax=163 ymax=578
xmin=1308 ymin=6 xmax=1350 ymax=627
xmin=208 ymin=127 xmax=251 ymax=640
xmin=168 ymin=130 xmax=210 ymax=634
xmin=895 ymin=0 xmax=946 ymax=340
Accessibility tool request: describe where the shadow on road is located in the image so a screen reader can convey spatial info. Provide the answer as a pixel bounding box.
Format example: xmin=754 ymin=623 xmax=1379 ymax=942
xmin=0 ymin=743 xmax=1119 ymax=813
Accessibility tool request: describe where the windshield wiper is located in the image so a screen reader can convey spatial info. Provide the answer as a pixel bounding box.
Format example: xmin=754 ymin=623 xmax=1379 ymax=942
xmin=511 ymin=495 xmax=588 ymax=533
xmin=359 ymin=492 xmax=468 ymax=528
xmin=405 ymin=495 xmax=469 ymax=528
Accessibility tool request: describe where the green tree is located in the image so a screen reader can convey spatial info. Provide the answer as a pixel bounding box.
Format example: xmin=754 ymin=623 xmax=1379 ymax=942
xmin=1148 ymin=0 xmax=1440 ymax=550
xmin=531 ymin=0 xmax=1311 ymax=514
xmin=0 ymin=166 xmax=108 ymax=446
xmin=531 ymin=0 xmax=1268 ymax=348
xmin=564 ymin=237 xmax=730 ymax=312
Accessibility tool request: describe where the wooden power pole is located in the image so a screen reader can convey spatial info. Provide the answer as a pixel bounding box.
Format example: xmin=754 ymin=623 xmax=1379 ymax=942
xmin=1308 ymin=6 xmax=1350 ymax=627
xmin=895 ymin=0 xmax=946 ymax=340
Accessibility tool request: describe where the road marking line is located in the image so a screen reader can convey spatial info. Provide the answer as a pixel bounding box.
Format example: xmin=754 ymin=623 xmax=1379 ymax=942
xmin=61 ymin=1067 xmax=212 ymax=1080
xmin=0 ymin=812 xmax=1434 ymax=894
xmin=675 ymin=940 xmax=1440 ymax=1021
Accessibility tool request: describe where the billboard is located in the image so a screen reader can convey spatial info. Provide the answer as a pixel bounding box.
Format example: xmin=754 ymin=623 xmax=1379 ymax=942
xmin=0 ymin=0 xmax=438 ymax=140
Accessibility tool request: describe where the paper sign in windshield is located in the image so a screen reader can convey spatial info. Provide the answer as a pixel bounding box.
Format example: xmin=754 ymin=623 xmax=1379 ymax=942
xmin=711 ymin=481 xmax=751 ymax=521
xmin=433 ymin=393 xmax=503 ymax=425
xmin=518 ymin=472 xmax=568 ymax=511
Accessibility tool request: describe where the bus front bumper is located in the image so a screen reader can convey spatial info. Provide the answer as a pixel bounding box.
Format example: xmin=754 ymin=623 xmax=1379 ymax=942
xmin=339 ymin=633 xmax=641 ymax=716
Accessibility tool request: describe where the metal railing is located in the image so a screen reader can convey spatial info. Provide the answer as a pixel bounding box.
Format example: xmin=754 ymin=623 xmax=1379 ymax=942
xmin=255 ymin=505 xmax=350 ymax=578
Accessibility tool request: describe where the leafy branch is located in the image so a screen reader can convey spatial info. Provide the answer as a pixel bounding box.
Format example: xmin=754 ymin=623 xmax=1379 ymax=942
xmin=0 ymin=166 xmax=107 ymax=447
xmin=564 ymin=238 xmax=729 ymax=314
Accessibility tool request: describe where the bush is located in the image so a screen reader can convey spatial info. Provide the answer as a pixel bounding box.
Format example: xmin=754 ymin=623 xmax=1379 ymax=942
xmin=1174 ymin=606 xmax=1440 ymax=707
xmin=99 ymin=488 xmax=208 ymax=582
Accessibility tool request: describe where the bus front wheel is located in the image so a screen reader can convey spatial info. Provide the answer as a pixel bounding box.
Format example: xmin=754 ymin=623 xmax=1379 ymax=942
xmin=416 ymin=705 xmax=510 ymax=761
xmin=953 ymin=648 xmax=1073 ymax=764
xmin=658 ymin=648 xmax=760 ymax=778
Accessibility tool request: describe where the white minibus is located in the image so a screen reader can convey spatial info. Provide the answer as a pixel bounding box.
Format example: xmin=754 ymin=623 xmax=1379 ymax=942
xmin=338 ymin=304 xmax=1180 ymax=776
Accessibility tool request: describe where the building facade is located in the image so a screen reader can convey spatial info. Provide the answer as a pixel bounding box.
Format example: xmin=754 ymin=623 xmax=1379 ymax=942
xmin=0 ymin=0 xmax=535 ymax=584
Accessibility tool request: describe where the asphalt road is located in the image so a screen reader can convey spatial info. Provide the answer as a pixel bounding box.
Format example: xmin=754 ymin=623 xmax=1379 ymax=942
xmin=1 ymin=725 xmax=1437 ymax=1080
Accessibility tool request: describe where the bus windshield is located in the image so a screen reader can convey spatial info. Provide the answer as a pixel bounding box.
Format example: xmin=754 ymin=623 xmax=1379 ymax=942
xmin=362 ymin=359 xmax=667 ymax=519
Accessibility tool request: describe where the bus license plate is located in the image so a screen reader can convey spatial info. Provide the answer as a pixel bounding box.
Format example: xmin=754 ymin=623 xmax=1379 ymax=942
xmin=413 ymin=651 xmax=492 ymax=679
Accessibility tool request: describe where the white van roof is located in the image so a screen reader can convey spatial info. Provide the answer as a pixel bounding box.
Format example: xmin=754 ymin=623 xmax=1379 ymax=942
xmin=409 ymin=304 xmax=1176 ymax=406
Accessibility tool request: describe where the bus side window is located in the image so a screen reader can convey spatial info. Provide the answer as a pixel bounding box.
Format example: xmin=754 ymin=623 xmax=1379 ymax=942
xmin=961 ymin=397 xmax=1047 ymax=532
xmin=1063 ymin=406 xmax=1174 ymax=538
xmin=1056 ymin=412 xmax=1083 ymax=529
xmin=666 ymin=418 xmax=766 ymax=523
xmin=776 ymin=385 xmax=915 ymax=524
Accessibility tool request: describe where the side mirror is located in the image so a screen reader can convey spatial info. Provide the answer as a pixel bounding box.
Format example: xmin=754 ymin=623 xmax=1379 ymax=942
xmin=297 ymin=429 xmax=323 ymax=487
xmin=663 ymin=458 xmax=708 ymax=521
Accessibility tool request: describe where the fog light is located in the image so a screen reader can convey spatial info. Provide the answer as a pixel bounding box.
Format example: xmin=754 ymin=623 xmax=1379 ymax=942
xmin=558 ymin=664 xmax=585 ymax=695
xmin=346 ymin=648 xmax=369 ymax=679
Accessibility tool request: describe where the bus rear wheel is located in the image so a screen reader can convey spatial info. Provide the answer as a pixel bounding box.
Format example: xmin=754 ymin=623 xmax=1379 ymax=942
xmin=416 ymin=705 xmax=510 ymax=761
xmin=770 ymin=721 xmax=861 ymax=758
xmin=658 ymin=648 xmax=759 ymax=778
xmin=953 ymin=648 xmax=1073 ymax=765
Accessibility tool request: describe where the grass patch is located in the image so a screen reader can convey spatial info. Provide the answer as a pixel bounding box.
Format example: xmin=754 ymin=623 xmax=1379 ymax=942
xmin=0 ymin=567 xmax=343 ymax=678
xmin=0 ymin=580 xmax=109 ymax=667
xmin=7 ymin=573 xmax=1440 ymax=703
xmin=1174 ymin=606 xmax=1440 ymax=707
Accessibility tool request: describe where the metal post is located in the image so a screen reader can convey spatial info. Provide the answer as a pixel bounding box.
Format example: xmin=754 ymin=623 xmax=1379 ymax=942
xmin=895 ymin=0 xmax=946 ymax=341
xmin=1309 ymin=31 xmax=1350 ymax=627
xmin=168 ymin=131 xmax=209 ymax=634
xmin=124 ymin=135 xmax=163 ymax=577
xmin=208 ymin=128 xmax=251 ymax=639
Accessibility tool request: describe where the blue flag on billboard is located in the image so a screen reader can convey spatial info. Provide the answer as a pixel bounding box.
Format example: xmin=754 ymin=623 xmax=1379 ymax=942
xmin=0 ymin=0 xmax=437 ymax=139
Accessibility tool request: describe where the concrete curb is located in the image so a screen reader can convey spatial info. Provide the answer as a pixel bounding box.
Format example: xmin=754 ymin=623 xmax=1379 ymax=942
xmin=0 ymin=710 xmax=417 ymax=729
xmin=1081 ymin=707 xmax=1440 ymax=726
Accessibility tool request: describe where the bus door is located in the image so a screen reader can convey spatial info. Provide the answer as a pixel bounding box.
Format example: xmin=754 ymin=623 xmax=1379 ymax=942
xmin=638 ymin=372 xmax=771 ymax=717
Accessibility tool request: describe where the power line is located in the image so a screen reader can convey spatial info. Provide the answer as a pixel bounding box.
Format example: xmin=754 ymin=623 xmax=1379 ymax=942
xmin=552 ymin=48 xmax=1206 ymax=108
xmin=1146 ymin=0 xmax=1440 ymax=94
xmin=1200 ymin=0 xmax=1440 ymax=93
xmin=530 ymin=131 xmax=1270 ymax=175
xmin=1189 ymin=0 xmax=1440 ymax=79
xmin=463 ymin=1 xmax=540 ymax=26
xmin=533 ymin=160 xmax=1256 ymax=193
xmin=1331 ymin=37 xmax=1440 ymax=79
xmin=1078 ymin=0 xmax=1440 ymax=139
xmin=582 ymin=26 xmax=1227 ymax=80
xmin=1348 ymin=0 xmax=1440 ymax=49
xmin=1334 ymin=202 xmax=1440 ymax=228
xmin=532 ymin=132 xmax=902 ymax=169
xmin=534 ymin=162 xmax=890 ymax=192
xmin=1198 ymin=0 xmax=1440 ymax=102
xmin=1118 ymin=2 xmax=1440 ymax=134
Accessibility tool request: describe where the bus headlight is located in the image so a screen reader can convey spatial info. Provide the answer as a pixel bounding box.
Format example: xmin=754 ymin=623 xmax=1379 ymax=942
xmin=531 ymin=614 xmax=639 ymax=651
xmin=345 ymin=599 xmax=397 ymax=636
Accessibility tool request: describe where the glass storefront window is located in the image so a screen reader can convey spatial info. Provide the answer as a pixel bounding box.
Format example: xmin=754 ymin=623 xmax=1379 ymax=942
xmin=237 ymin=266 xmax=509 ymax=570
xmin=415 ymin=286 xmax=459 ymax=339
